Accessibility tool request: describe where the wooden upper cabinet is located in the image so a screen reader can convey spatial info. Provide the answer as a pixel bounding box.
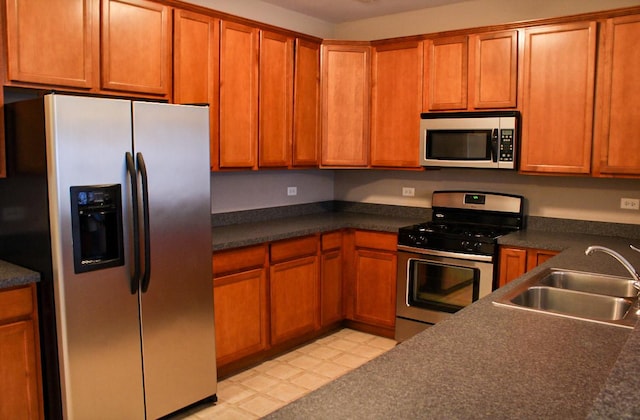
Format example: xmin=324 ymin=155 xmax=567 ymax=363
xmin=173 ymin=10 xmax=219 ymax=170
xmin=4 ymin=0 xmax=98 ymax=88
xmin=259 ymin=31 xmax=294 ymax=168
xmin=370 ymin=41 xmax=423 ymax=168
xmin=593 ymin=15 xmax=640 ymax=177
xmin=424 ymin=36 xmax=468 ymax=111
xmin=321 ymin=43 xmax=371 ymax=167
xmin=520 ymin=22 xmax=597 ymax=174
xmin=292 ymin=39 xmax=321 ymax=167
xmin=219 ymin=21 xmax=259 ymax=169
xmin=469 ymin=30 xmax=518 ymax=109
xmin=101 ymin=0 xmax=171 ymax=97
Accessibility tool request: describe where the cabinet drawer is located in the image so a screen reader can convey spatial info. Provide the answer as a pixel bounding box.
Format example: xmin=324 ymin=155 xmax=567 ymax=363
xmin=321 ymin=231 xmax=342 ymax=251
xmin=0 ymin=285 xmax=34 ymax=323
xmin=213 ymin=245 xmax=266 ymax=276
xmin=270 ymin=235 xmax=318 ymax=263
xmin=354 ymin=230 xmax=397 ymax=251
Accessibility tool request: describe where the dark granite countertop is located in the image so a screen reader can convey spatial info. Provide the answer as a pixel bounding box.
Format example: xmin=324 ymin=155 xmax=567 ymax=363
xmin=260 ymin=226 xmax=640 ymax=419
xmin=0 ymin=260 xmax=40 ymax=289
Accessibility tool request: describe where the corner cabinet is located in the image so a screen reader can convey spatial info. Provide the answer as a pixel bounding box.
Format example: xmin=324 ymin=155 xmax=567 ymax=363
xmin=0 ymin=284 xmax=43 ymax=420
xmin=212 ymin=245 xmax=268 ymax=369
xmin=519 ymin=22 xmax=597 ymax=175
xmin=320 ymin=231 xmax=344 ymax=327
xmin=370 ymin=40 xmax=423 ymax=168
xmin=173 ymin=10 xmax=219 ymax=171
xmin=321 ymin=43 xmax=371 ymax=167
xmin=593 ymin=14 xmax=640 ymax=177
xmin=292 ymin=39 xmax=321 ymax=167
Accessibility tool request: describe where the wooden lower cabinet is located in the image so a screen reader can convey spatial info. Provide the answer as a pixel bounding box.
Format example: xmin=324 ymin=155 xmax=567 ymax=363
xmin=269 ymin=236 xmax=320 ymax=345
xmin=498 ymin=246 xmax=559 ymax=287
xmin=212 ymin=245 xmax=268 ymax=368
xmin=320 ymin=231 xmax=344 ymax=326
xmin=0 ymin=284 xmax=43 ymax=420
xmin=345 ymin=230 xmax=397 ymax=335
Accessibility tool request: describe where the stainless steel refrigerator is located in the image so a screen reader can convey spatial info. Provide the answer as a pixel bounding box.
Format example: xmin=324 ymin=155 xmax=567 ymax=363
xmin=0 ymin=94 xmax=217 ymax=419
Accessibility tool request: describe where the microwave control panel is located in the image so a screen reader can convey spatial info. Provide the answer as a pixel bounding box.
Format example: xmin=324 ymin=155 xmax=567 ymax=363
xmin=499 ymin=129 xmax=514 ymax=162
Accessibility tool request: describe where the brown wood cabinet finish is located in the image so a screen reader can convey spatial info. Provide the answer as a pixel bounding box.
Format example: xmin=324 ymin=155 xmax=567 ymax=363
xmin=259 ymin=31 xmax=294 ymax=168
xmin=321 ymin=232 xmax=343 ymax=326
xmin=4 ymin=0 xmax=98 ymax=89
xmin=219 ymin=20 xmax=259 ymax=169
xmin=321 ymin=43 xmax=371 ymax=167
xmin=520 ymin=22 xmax=597 ymax=174
xmin=212 ymin=245 xmax=268 ymax=367
xmin=370 ymin=41 xmax=423 ymax=168
xmin=424 ymin=36 xmax=468 ymax=111
xmin=498 ymin=246 xmax=559 ymax=287
xmin=101 ymin=0 xmax=171 ymax=96
xmin=0 ymin=284 xmax=42 ymax=420
xmin=173 ymin=10 xmax=219 ymax=171
xmin=469 ymin=30 xmax=519 ymax=109
xmin=593 ymin=14 xmax=640 ymax=177
xmin=292 ymin=39 xmax=321 ymax=167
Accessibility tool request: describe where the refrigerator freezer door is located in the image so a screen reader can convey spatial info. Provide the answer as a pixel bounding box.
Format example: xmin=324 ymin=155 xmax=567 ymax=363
xmin=132 ymin=102 xmax=216 ymax=418
xmin=45 ymin=95 xmax=146 ymax=419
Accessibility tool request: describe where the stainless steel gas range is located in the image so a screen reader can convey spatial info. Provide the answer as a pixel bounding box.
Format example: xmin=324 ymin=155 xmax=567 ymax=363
xmin=395 ymin=191 xmax=525 ymax=342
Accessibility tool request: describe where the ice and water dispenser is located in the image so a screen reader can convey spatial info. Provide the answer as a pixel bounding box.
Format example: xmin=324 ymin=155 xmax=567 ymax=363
xmin=70 ymin=185 xmax=124 ymax=273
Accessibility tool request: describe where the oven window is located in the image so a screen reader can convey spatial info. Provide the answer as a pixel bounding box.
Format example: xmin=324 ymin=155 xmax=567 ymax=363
xmin=408 ymin=259 xmax=479 ymax=313
xmin=427 ymin=130 xmax=492 ymax=160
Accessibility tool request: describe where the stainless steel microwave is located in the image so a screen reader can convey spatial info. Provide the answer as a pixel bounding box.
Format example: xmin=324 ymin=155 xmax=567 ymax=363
xmin=420 ymin=111 xmax=520 ymax=169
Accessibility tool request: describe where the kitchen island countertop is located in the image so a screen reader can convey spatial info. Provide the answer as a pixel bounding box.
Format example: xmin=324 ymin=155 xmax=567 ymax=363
xmin=0 ymin=260 xmax=40 ymax=289
xmin=264 ymin=229 xmax=640 ymax=419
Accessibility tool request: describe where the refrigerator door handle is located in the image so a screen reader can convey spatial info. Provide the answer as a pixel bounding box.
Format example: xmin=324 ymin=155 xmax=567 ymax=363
xmin=136 ymin=152 xmax=152 ymax=293
xmin=125 ymin=152 xmax=141 ymax=295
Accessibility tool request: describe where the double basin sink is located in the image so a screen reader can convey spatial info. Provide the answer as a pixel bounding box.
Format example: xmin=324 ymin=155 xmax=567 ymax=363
xmin=494 ymin=268 xmax=639 ymax=328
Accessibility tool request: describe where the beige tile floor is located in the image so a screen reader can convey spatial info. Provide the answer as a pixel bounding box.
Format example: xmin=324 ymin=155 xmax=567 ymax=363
xmin=173 ymin=328 xmax=396 ymax=419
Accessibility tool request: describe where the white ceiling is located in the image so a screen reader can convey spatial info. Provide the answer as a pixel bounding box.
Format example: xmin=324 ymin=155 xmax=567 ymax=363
xmin=258 ymin=0 xmax=470 ymax=23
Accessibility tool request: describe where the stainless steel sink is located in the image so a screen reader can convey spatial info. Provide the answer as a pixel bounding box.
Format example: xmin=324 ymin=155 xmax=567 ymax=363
xmin=537 ymin=269 xmax=638 ymax=298
xmin=493 ymin=268 xmax=639 ymax=328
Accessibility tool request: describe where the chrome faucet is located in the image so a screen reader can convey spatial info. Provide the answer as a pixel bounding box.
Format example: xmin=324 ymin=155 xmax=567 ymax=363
xmin=585 ymin=245 xmax=640 ymax=290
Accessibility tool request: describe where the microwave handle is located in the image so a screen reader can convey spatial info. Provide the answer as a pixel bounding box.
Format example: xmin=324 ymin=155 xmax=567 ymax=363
xmin=491 ymin=129 xmax=499 ymax=162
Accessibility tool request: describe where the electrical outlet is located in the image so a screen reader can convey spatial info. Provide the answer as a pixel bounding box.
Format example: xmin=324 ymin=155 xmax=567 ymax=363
xmin=402 ymin=187 xmax=415 ymax=197
xmin=620 ymin=198 xmax=640 ymax=210
xmin=287 ymin=186 xmax=297 ymax=196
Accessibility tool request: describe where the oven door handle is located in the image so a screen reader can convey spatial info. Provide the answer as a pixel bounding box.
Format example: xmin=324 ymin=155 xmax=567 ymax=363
xmin=397 ymin=245 xmax=494 ymax=263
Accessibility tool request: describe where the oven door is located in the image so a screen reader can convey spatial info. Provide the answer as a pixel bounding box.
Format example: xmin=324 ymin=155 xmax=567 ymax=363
xmin=396 ymin=247 xmax=494 ymax=333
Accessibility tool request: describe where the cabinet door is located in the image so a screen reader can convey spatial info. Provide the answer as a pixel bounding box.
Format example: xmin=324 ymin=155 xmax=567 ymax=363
xmin=219 ymin=21 xmax=259 ymax=169
xmin=498 ymin=247 xmax=527 ymax=288
xmin=370 ymin=41 xmax=423 ymax=168
xmin=469 ymin=30 xmax=518 ymax=109
xmin=520 ymin=22 xmax=597 ymax=174
xmin=293 ymin=39 xmax=321 ymax=167
xmin=0 ymin=320 xmax=41 ymax=420
xmin=525 ymin=249 xmax=559 ymax=272
xmin=270 ymin=256 xmax=320 ymax=344
xmin=5 ymin=0 xmax=98 ymax=88
xmin=101 ymin=0 xmax=171 ymax=96
xmin=321 ymin=43 xmax=370 ymax=167
xmin=173 ymin=10 xmax=219 ymax=171
xmin=259 ymin=31 xmax=294 ymax=168
xmin=213 ymin=268 xmax=268 ymax=366
xmin=321 ymin=232 xmax=344 ymax=326
xmin=424 ymin=36 xmax=468 ymax=111
xmin=353 ymin=248 xmax=396 ymax=328
xmin=593 ymin=15 xmax=640 ymax=177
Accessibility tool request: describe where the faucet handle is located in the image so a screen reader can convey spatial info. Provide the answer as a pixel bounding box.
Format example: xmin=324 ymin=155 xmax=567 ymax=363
xmin=631 ymin=244 xmax=640 ymax=254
